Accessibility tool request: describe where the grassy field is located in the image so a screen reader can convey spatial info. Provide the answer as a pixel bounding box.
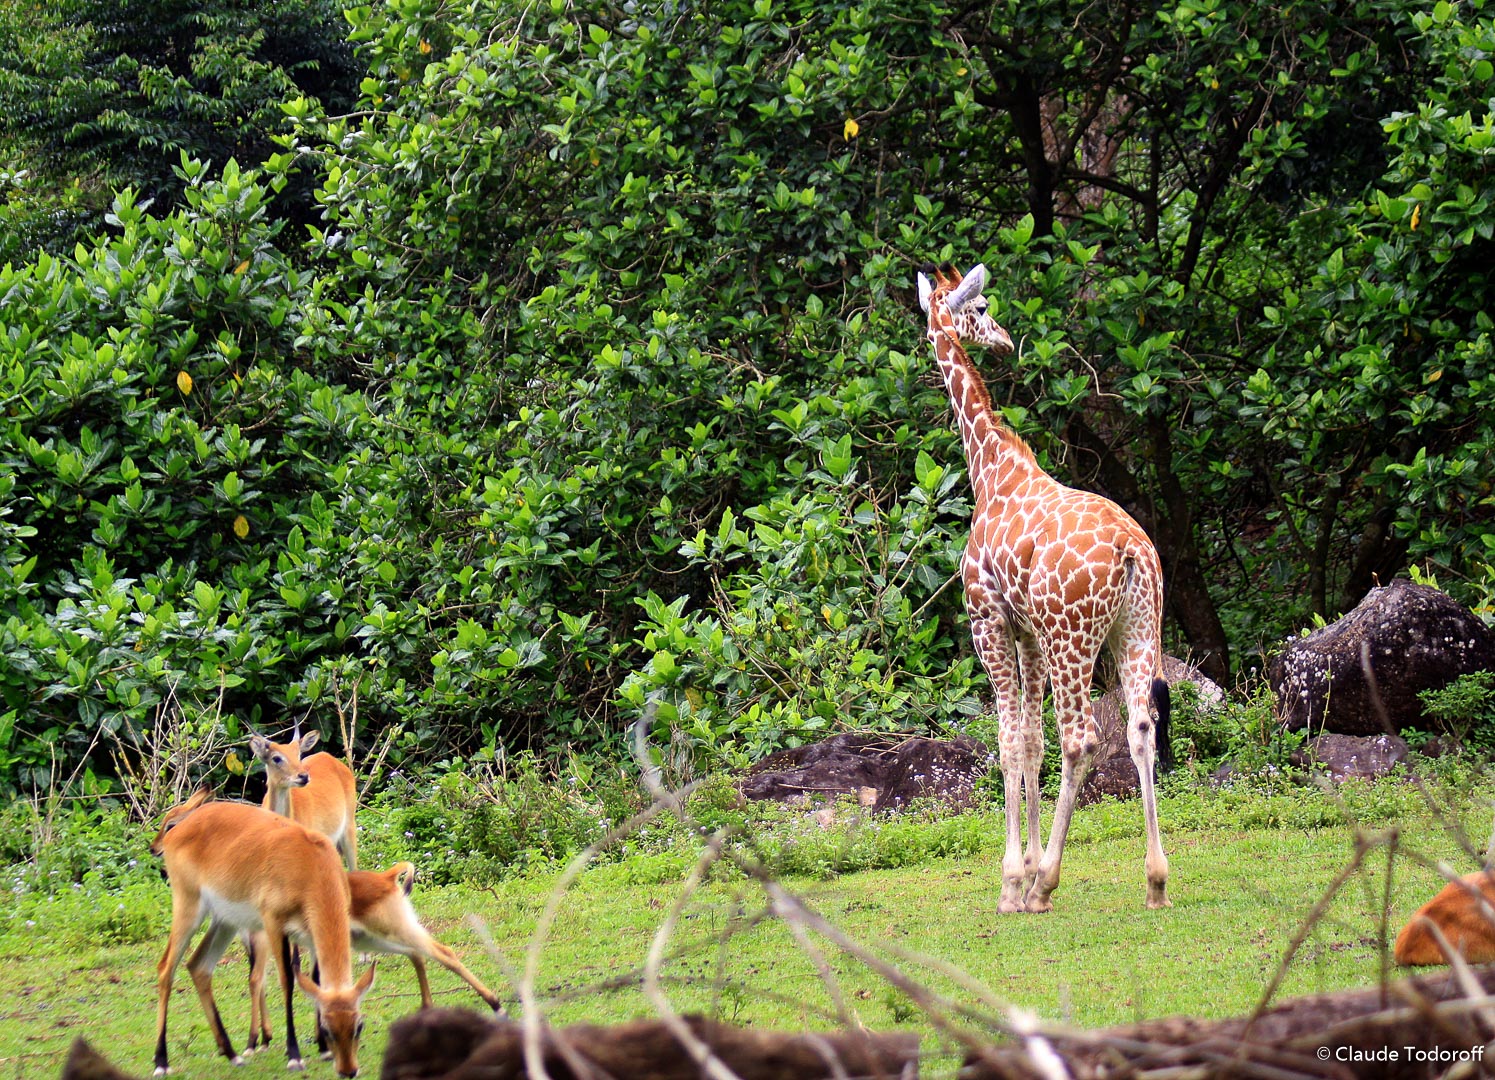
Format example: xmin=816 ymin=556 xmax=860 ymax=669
xmin=0 ymin=787 xmax=1482 ymax=1080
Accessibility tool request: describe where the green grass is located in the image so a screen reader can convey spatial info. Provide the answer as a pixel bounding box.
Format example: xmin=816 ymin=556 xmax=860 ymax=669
xmin=0 ymin=785 xmax=1484 ymax=1080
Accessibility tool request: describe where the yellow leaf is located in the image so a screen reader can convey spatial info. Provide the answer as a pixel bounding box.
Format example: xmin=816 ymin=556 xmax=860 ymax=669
xmin=420 ymin=39 xmax=431 ymax=54
xmin=233 ymin=259 xmax=250 ymax=275
xmin=1425 ymin=368 xmax=1443 ymax=384
xmin=225 ymin=750 xmax=245 ymax=775
xmin=176 ymin=370 xmax=193 ymax=395
xmin=843 ymin=117 xmax=860 ymax=140
xmin=1410 ymin=203 xmax=1421 ymax=230
xmin=955 ymin=67 xmax=967 ymax=77
xmin=233 ymin=514 xmax=250 ymax=539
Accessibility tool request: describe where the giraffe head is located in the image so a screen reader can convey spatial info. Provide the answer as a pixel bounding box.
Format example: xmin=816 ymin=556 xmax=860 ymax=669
xmin=917 ymin=262 xmax=1015 ymax=356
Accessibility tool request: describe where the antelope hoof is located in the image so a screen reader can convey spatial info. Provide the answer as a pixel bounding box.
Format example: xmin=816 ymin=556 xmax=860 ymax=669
xmin=1146 ymin=890 xmax=1172 ymax=910
xmin=287 ymin=1059 xmax=306 ymax=1073
xmin=153 ymin=1068 xmax=171 ymax=1078
xmin=230 ymin=1056 xmax=245 ymax=1067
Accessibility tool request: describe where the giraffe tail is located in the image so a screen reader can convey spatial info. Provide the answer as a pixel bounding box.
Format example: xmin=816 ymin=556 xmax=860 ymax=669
xmin=1151 ymin=678 xmax=1176 ymax=774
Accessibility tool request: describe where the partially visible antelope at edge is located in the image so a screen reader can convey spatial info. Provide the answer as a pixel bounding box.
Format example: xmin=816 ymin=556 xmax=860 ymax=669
xmin=148 ymin=791 xmax=376 ymax=1078
xmin=1394 ymin=867 xmax=1495 ymax=966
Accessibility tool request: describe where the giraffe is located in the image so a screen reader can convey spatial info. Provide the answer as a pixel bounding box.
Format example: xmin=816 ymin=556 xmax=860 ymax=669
xmin=916 ymin=261 xmax=1172 ymax=913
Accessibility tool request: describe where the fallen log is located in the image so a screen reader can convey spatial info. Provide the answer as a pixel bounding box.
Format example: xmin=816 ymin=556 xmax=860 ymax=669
xmin=962 ymin=964 xmax=1495 ymax=1080
xmin=380 ymin=1009 xmax=921 ymax=1080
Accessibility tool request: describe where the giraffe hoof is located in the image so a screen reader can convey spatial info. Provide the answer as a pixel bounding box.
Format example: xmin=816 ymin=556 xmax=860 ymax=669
xmin=997 ymin=898 xmax=1025 ymax=914
xmin=1146 ymin=894 xmax=1173 ymax=910
xmin=1023 ymin=892 xmax=1054 ymax=914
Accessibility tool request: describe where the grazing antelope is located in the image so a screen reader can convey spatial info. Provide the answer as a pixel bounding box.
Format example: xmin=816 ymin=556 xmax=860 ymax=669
xmin=248 ymin=861 xmax=502 ymax=1014
xmin=149 ymin=791 xmax=375 ymax=1077
xmin=235 ymin=729 xmax=360 ymax=1053
xmin=1394 ymin=869 xmax=1495 ymax=966
xmin=250 ymin=729 xmax=359 ymax=870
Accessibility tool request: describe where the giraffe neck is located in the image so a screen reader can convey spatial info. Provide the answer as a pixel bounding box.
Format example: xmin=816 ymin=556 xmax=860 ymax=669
xmin=928 ymin=323 xmax=1039 ymax=502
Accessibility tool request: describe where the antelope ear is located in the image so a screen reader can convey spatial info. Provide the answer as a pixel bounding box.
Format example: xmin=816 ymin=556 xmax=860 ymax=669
xmin=296 ymin=968 xmax=322 ymax=999
xmin=298 ymin=730 xmax=319 ymax=753
xmin=946 ymin=263 xmax=988 ymax=312
xmin=916 ymin=271 xmax=933 ymax=313
xmin=354 ymin=962 xmax=377 ymax=998
xmin=248 ymin=734 xmax=270 ymax=759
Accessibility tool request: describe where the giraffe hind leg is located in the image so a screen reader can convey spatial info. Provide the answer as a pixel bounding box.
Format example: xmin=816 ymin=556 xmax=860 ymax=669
xmin=1015 ymin=633 xmax=1046 ymax=892
xmin=1025 ymin=673 xmax=1100 ymax=913
xmin=1127 ymin=668 xmax=1170 ymax=908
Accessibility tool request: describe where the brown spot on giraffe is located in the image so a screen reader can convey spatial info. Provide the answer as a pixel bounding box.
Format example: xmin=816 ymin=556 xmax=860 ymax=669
xmin=917 ymin=261 xmax=1171 ymax=913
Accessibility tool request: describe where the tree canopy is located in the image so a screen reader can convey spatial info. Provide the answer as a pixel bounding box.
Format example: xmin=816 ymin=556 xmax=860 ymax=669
xmin=1 ymin=0 xmax=1491 ymax=793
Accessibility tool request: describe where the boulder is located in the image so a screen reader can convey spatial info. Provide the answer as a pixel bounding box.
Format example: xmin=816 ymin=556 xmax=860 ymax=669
xmin=740 ymin=732 xmax=990 ymax=813
xmin=1291 ymin=733 xmax=1409 ymax=781
xmin=1269 ymin=580 xmax=1495 ymax=736
xmin=1078 ymin=656 xmax=1224 ymax=807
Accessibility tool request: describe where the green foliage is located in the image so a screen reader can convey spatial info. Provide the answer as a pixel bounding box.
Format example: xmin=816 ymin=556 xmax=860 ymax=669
xmin=0 ymin=0 xmax=360 ymax=250
xmin=1 ymin=0 xmax=1494 ymax=793
xmin=366 ymin=753 xmax=661 ymax=884
xmin=1416 ymin=670 xmax=1495 ymax=754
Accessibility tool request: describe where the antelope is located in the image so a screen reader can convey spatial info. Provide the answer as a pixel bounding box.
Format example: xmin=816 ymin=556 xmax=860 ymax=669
xmin=1394 ymin=869 xmax=1495 ymax=966
xmin=248 ymin=861 xmax=502 ymax=1013
xmin=157 ymin=793 xmax=500 ymax=1047
xmin=149 ymin=791 xmax=375 ymax=1077
xmin=234 ymin=728 xmax=361 ymax=1052
xmin=250 ymin=729 xmax=358 ymax=870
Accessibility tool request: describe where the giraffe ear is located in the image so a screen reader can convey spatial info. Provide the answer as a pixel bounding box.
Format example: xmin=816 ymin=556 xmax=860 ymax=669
xmin=916 ymin=271 xmax=933 ymax=313
xmin=945 ymin=263 xmax=988 ymax=312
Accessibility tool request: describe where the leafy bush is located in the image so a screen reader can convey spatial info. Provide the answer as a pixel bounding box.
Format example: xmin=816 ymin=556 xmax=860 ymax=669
xmin=1416 ymin=670 xmax=1495 ymax=755
xmin=365 ymin=754 xmax=664 ymax=885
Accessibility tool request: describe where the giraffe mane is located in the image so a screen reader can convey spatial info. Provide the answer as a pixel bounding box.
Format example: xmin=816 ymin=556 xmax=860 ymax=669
xmin=927 ymin=271 xmax=1037 ymax=463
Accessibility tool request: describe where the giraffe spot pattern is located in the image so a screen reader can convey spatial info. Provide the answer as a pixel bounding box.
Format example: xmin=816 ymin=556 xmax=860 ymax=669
xmin=918 ymin=261 xmax=1170 ymax=910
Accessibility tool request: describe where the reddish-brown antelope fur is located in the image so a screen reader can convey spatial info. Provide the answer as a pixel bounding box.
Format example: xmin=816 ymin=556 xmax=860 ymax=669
xmin=251 ymin=729 xmax=359 ymax=870
xmin=1394 ymin=869 xmax=1495 ymax=966
xmin=149 ymin=792 xmax=376 ymax=1077
xmin=158 ymin=796 xmax=497 ymax=1042
xmin=248 ymin=861 xmax=502 ymax=1013
xmin=238 ymin=729 xmax=361 ymax=1053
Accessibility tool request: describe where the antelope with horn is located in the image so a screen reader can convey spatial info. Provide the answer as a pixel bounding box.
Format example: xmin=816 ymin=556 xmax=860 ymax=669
xmin=250 ymin=726 xmax=358 ymax=870
xmin=148 ymin=791 xmax=375 ymax=1077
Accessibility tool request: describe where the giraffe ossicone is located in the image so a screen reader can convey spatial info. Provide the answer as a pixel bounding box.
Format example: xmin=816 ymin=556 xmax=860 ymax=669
xmin=917 ymin=260 xmax=1171 ymax=913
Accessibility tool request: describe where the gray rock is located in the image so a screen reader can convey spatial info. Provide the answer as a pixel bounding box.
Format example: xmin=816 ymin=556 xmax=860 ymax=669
xmin=1291 ymin=733 xmax=1409 ymax=781
xmin=739 ymin=732 xmax=991 ymax=813
xmin=1269 ymin=580 xmax=1495 ymax=736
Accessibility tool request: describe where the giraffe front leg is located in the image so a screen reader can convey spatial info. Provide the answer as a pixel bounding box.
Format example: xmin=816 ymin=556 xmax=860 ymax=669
xmin=969 ymin=604 xmax=1026 ymax=914
xmin=998 ymin=760 xmax=1027 ymax=913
